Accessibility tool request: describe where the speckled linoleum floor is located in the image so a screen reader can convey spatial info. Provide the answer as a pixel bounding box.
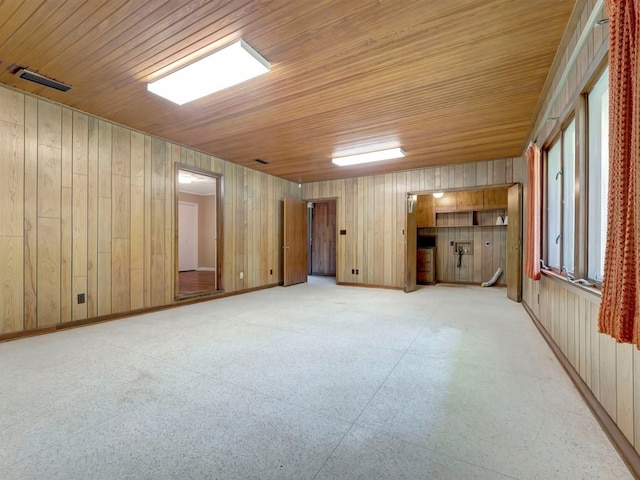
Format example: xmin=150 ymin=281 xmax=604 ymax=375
xmin=0 ymin=280 xmax=632 ymax=479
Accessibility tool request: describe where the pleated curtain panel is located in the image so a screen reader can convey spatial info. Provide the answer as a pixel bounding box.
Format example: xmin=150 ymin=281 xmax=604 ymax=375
xmin=525 ymin=143 xmax=541 ymax=281
xmin=597 ymin=0 xmax=640 ymax=345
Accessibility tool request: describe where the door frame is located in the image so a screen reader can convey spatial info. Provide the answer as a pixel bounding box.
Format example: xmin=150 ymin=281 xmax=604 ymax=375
xmin=303 ymin=196 xmax=339 ymax=278
xmin=307 ymin=199 xmax=338 ymax=276
xmin=404 ymin=183 xmax=521 ymax=298
xmin=174 ymin=163 xmax=223 ymax=299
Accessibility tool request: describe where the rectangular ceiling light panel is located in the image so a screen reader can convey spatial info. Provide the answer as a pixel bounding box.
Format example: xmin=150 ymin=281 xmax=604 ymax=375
xmin=148 ymin=40 xmax=270 ymax=105
xmin=332 ymin=147 xmax=405 ymax=167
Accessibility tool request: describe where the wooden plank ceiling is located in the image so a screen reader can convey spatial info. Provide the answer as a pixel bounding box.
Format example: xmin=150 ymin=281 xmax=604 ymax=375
xmin=0 ymin=0 xmax=576 ymax=183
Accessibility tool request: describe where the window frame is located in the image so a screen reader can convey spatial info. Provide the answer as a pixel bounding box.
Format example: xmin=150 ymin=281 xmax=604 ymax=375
xmin=539 ymin=62 xmax=609 ymax=292
xmin=543 ymin=115 xmax=577 ymax=277
xmin=585 ymin=66 xmax=609 ymax=286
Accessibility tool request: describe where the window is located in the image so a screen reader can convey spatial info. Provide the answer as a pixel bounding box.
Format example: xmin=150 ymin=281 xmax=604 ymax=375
xmin=545 ymin=118 xmax=576 ymax=273
xmin=540 ymin=66 xmax=609 ymax=289
xmin=587 ymin=68 xmax=609 ymax=282
xmin=546 ymin=141 xmax=561 ymax=269
xmin=562 ymin=120 xmax=575 ymax=273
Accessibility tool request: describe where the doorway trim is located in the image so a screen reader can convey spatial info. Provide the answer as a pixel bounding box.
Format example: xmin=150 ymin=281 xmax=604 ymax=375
xmin=404 ymin=183 xmax=521 ymax=300
xmin=303 ymin=196 xmax=339 ymax=280
xmin=174 ymin=163 xmax=224 ymax=299
xmin=307 ymin=199 xmax=338 ymax=276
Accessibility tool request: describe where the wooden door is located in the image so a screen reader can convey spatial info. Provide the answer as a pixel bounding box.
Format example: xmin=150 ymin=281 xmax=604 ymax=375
xmin=311 ymin=201 xmax=336 ymax=275
xmin=405 ymin=198 xmax=418 ymax=292
xmin=506 ymin=184 xmax=522 ymax=302
xmin=283 ymin=198 xmax=308 ymax=286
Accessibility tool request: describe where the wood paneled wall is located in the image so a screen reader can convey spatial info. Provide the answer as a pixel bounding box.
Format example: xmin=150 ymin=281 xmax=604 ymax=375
xmin=302 ymin=159 xmax=525 ymax=287
xmin=529 ymin=277 xmax=636 ymax=446
xmin=520 ymin=0 xmax=639 ymax=458
xmin=0 ymin=85 xmax=300 ymax=336
xmin=420 ymin=224 xmax=507 ymax=285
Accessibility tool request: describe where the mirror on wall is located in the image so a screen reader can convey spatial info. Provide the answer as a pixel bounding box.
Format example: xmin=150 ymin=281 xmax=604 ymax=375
xmin=176 ymin=166 xmax=220 ymax=298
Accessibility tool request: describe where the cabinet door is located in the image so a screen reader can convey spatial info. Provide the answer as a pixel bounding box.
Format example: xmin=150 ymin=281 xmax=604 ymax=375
xmin=417 ymin=248 xmax=429 ymax=270
xmin=483 ymin=187 xmax=508 ymax=210
xmin=456 ymin=190 xmax=483 ymax=211
xmin=433 ymin=192 xmax=457 ymax=212
xmin=426 ymin=248 xmax=435 ymax=283
xmin=416 ymin=195 xmax=435 ymax=227
xmin=416 ymin=248 xmax=434 ymax=284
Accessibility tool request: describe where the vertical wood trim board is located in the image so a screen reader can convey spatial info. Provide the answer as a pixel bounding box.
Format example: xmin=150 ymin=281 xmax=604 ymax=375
xmin=0 ymin=88 xmax=25 ymax=333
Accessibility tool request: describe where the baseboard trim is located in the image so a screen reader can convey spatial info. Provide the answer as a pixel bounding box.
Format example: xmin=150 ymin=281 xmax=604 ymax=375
xmin=0 ymin=283 xmax=279 ymax=343
xmin=336 ymin=281 xmax=403 ymax=291
xmin=522 ymin=301 xmax=640 ymax=480
xmin=434 ymin=281 xmax=507 ymax=287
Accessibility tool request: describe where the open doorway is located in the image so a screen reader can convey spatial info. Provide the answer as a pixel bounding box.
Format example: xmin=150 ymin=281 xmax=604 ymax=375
xmin=176 ymin=166 xmax=221 ymax=297
xmin=404 ymin=185 xmax=522 ymax=301
xmin=307 ymin=200 xmax=337 ymax=283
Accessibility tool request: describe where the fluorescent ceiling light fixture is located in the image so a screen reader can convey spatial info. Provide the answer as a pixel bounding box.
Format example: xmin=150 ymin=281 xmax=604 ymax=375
xmin=148 ymin=40 xmax=270 ymax=105
xmin=433 ymin=192 xmax=444 ymax=199
xmin=15 ymin=68 xmax=71 ymax=92
xmin=332 ymin=147 xmax=405 ymax=167
xmin=178 ymin=173 xmax=193 ymax=184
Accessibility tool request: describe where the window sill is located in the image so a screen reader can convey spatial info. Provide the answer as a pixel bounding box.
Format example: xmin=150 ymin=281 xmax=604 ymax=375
xmin=541 ymin=269 xmax=602 ymax=299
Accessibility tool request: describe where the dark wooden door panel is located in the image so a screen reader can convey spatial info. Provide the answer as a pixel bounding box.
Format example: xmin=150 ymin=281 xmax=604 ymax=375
xmin=311 ymin=201 xmax=336 ymax=275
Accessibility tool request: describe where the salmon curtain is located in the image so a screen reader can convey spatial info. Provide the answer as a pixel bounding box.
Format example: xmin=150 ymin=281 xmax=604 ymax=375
xmin=598 ymin=0 xmax=639 ymax=345
xmin=525 ymin=143 xmax=541 ymax=280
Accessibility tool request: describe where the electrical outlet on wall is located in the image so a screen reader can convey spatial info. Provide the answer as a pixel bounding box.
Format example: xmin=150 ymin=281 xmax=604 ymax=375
xmin=240 ymin=272 xmax=244 ymax=279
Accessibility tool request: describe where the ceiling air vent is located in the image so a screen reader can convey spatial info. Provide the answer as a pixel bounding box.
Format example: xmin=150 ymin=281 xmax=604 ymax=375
xmin=15 ymin=68 xmax=71 ymax=92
